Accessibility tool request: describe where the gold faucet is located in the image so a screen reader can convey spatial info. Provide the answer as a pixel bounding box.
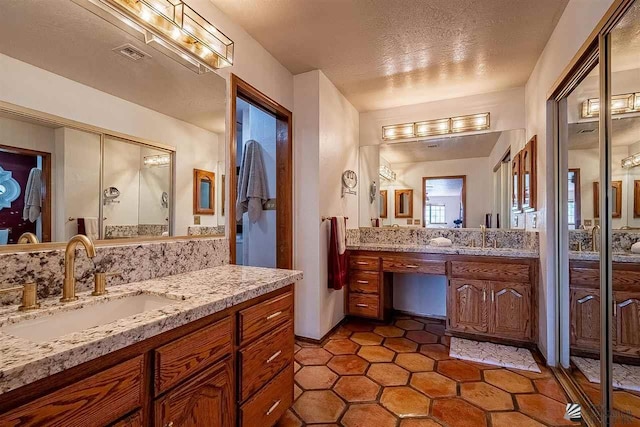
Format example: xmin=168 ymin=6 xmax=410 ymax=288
xmin=17 ymin=232 xmax=39 ymax=244
xmin=591 ymin=225 xmax=601 ymax=252
xmin=480 ymin=225 xmax=487 ymax=249
xmin=61 ymin=235 xmax=97 ymax=302
xmin=0 ymin=283 xmax=40 ymax=311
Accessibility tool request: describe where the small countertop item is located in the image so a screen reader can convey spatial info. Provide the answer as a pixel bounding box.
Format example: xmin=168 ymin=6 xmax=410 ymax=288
xmin=0 ymin=264 xmax=302 ymax=395
xmin=429 ymin=237 xmax=452 ymax=247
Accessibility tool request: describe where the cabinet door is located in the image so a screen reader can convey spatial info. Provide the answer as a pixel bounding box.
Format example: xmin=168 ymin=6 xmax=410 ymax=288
xmin=614 ymin=292 xmax=640 ymax=356
xmin=490 ymin=282 xmax=531 ymax=340
xmin=570 ymin=288 xmax=600 ymax=350
xmin=448 ymin=279 xmax=489 ymax=333
xmin=155 ymin=358 xmax=234 ymax=427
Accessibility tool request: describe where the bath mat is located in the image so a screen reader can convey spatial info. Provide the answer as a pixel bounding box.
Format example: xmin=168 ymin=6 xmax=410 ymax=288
xmin=449 ymin=337 xmax=541 ymax=372
xmin=572 ymin=356 xmax=640 ymax=392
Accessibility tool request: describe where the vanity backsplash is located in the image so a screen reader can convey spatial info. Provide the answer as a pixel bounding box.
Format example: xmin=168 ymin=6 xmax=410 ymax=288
xmin=348 ymin=227 xmax=539 ymax=251
xmin=0 ymin=237 xmax=229 ymax=305
xmin=569 ymin=229 xmax=640 ymax=252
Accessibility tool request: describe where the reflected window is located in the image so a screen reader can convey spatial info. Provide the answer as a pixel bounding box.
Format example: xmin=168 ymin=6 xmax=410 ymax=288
xmin=426 ymin=204 xmax=446 ymax=224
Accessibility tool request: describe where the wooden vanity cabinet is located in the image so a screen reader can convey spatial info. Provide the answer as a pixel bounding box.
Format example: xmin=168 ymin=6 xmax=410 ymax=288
xmin=346 ymin=251 xmax=537 ymax=344
xmin=569 ymin=261 xmax=640 ymax=359
xmin=154 ymin=358 xmax=234 ymax=427
xmin=0 ymin=286 xmax=295 ymax=427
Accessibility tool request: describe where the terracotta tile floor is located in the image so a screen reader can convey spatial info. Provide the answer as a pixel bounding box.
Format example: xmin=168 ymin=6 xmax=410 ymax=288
xmin=569 ymin=365 xmax=640 ymax=426
xmin=278 ymin=315 xmax=581 ymax=427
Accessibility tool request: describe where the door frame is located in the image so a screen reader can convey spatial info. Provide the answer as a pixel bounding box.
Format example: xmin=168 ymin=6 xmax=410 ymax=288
xmin=0 ymin=144 xmax=52 ymax=243
xmin=422 ymin=175 xmax=467 ymax=228
xmin=229 ymin=74 xmax=293 ymax=268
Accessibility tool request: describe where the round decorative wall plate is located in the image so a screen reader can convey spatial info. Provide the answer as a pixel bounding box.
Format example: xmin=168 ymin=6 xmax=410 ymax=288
xmin=342 ymin=170 xmax=358 ymax=189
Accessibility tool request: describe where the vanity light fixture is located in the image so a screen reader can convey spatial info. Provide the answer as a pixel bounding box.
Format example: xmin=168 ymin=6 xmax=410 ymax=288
xmin=381 ymin=112 xmax=490 ymax=141
xmin=144 ymin=154 xmax=171 ymax=167
xmin=379 ymin=165 xmax=396 ymax=182
xmin=621 ymin=152 xmax=640 ymax=169
xmin=581 ymin=93 xmax=640 ymax=118
xmin=77 ymin=0 xmax=234 ymax=73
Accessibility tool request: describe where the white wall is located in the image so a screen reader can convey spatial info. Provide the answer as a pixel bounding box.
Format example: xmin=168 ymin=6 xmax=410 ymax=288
xmin=138 ymin=147 xmax=170 ymax=225
xmin=393 ymin=275 xmax=447 ymax=318
xmin=524 ymin=0 xmax=615 ymax=365
xmin=294 ymin=70 xmax=322 ymax=339
xmin=318 ymin=71 xmax=360 ymax=337
xmin=56 ymin=128 xmax=101 ymax=240
xmin=0 ymin=53 xmax=220 ymax=236
xmin=294 ymin=70 xmax=359 ymax=339
xmin=360 ymin=87 xmax=526 ymax=146
xmin=103 ymin=138 xmax=141 ymax=228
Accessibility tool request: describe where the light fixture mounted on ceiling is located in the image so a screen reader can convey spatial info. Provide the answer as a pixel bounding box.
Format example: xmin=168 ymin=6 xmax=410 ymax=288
xmin=581 ymin=92 xmax=640 ymax=118
xmin=621 ymin=152 xmax=640 ymax=169
xmin=379 ymin=165 xmax=396 ymax=182
xmin=382 ymin=112 xmax=490 ymax=141
xmin=76 ymin=0 xmax=234 ymax=74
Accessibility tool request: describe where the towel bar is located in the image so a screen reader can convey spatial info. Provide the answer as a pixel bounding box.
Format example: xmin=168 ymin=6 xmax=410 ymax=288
xmin=321 ymin=216 xmax=349 ymax=222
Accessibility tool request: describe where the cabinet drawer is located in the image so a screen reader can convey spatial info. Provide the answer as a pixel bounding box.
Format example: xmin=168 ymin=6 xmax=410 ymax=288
xmin=383 ymin=258 xmax=446 ymax=275
xmin=348 ymin=294 xmax=379 ymax=318
xmin=239 ymin=292 xmax=294 ymax=345
xmin=571 ymin=267 xmax=640 ymax=289
xmin=239 ymin=321 xmax=294 ymax=401
xmin=0 ymin=356 xmax=144 ymax=427
xmin=240 ymin=364 xmax=293 ymax=427
xmin=155 ymin=317 xmax=232 ymax=395
xmin=349 ymin=270 xmax=379 ymax=294
xmin=349 ymin=255 xmax=380 ymax=271
xmin=451 ymin=261 xmax=530 ymax=282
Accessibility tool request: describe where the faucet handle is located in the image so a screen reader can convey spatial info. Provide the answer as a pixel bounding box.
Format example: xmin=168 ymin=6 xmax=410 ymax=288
xmin=92 ymin=272 xmax=122 ymax=296
xmin=0 ymin=283 xmax=40 ymax=311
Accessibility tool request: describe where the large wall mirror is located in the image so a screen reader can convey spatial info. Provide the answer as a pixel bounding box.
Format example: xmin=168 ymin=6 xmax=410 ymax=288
xmin=0 ymin=0 xmax=227 ymax=247
xmin=359 ymin=129 xmax=526 ymax=229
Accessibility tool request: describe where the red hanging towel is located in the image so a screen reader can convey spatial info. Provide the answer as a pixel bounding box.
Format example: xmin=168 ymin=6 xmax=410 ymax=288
xmin=328 ymin=216 xmax=347 ymax=290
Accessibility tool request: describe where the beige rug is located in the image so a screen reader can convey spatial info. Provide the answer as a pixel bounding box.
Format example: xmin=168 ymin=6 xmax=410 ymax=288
xmin=450 ymin=337 xmax=541 ymax=372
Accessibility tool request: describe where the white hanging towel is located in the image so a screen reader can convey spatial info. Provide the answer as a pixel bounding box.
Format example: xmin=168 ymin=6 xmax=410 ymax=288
xmin=84 ymin=217 xmax=99 ymax=241
xmin=236 ymin=140 xmax=268 ymax=223
xmin=22 ymin=168 xmax=42 ymax=223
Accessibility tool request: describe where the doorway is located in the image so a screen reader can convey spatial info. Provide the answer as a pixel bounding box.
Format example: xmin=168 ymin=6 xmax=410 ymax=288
xmin=0 ymin=144 xmax=51 ymax=244
xmin=422 ymin=176 xmax=466 ymax=228
xmin=229 ymin=75 xmax=293 ymax=269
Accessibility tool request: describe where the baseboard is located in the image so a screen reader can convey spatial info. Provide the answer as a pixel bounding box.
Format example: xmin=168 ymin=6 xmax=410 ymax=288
xmin=295 ymin=317 xmax=348 ymax=345
xmin=393 ymin=308 xmax=446 ymax=321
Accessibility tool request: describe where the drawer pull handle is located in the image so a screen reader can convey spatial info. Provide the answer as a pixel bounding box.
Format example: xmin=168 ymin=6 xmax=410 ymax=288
xmin=405 ymin=264 xmax=419 ymax=268
xmin=165 ymin=422 xmax=174 ymax=427
xmin=356 ymin=261 xmax=368 ymax=265
xmin=356 ymin=280 xmax=369 ymax=284
xmin=356 ymin=303 xmax=368 ymax=308
xmin=267 ymin=350 xmax=282 ymax=363
xmin=266 ymin=311 xmax=282 ymax=320
xmin=266 ymin=400 xmax=281 ymax=416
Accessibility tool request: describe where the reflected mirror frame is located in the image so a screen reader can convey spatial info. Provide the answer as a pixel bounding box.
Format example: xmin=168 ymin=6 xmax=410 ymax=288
xmin=193 ymin=168 xmax=215 ymax=215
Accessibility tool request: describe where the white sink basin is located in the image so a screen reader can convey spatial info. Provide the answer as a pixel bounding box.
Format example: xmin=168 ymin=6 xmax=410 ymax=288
xmin=1 ymin=294 xmax=174 ymax=343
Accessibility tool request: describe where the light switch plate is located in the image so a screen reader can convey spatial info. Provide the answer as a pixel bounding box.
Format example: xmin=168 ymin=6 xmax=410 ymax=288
xmin=194 ymin=215 xmax=201 ymax=225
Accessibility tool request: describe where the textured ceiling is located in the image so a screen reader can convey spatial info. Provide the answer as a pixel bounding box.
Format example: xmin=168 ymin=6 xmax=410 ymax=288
xmin=568 ymin=117 xmax=640 ymax=150
xmin=210 ymin=0 xmax=568 ymax=111
xmin=380 ymin=131 xmax=502 ymax=163
xmin=0 ymin=0 xmax=226 ymax=134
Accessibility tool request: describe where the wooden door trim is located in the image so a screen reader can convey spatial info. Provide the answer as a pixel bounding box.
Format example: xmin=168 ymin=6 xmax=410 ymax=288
xmin=229 ymin=74 xmax=293 ymax=269
xmin=0 ymin=143 xmax=52 ymax=243
xmin=422 ymin=175 xmax=466 ymax=228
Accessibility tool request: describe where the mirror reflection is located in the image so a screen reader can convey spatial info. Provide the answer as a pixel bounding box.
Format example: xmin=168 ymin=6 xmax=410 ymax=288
xmin=0 ymin=0 xmax=227 ymax=245
xmin=360 ymin=129 xmax=526 ymax=229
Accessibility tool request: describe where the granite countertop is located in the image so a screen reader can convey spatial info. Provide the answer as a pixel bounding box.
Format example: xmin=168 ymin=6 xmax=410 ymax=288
xmin=569 ymin=251 xmax=640 ymax=263
xmin=347 ymin=243 xmax=539 ymax=259
xmin=0 ymin=265 xmax=302 ymax=395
